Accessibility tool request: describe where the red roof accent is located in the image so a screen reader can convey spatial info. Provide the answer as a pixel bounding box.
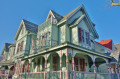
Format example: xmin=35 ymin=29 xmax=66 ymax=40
xmin=98 ymin=39 xmax=113 ymax=50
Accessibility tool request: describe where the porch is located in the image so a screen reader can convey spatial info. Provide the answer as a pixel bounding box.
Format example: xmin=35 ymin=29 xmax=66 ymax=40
xmin=14 ymin=48 xmax=116 ymax=79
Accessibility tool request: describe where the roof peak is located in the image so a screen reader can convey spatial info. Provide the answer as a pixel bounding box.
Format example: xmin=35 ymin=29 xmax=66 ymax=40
xmin=22 ymin=19 xmax=38 ymax=27
xmin=58 ymin=5 xmax=81 ymax=24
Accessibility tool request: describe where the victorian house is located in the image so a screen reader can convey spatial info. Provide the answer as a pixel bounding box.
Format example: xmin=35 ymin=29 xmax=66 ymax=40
xmin=0 ymin=5 xmax=119 ymax=79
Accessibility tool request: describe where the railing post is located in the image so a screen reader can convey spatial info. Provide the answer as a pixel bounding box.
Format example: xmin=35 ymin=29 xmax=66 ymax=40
xmin=44 ymin=72 xmax=46 ymax=79
xmin=95 ymin=73 xmax=97 ymax=79
xmin=116 ymin=64 xmax=119 ymax=79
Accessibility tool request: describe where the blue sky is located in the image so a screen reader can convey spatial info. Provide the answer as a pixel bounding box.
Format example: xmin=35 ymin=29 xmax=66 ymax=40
xmin=0 ymin=0 xmax=120 ymax=53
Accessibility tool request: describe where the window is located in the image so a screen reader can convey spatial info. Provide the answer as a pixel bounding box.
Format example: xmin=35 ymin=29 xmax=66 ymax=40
xmin=81 ymin=29 xmax=84 ymax=43
xmin=85 ymin=32 xmax=90 ymax=46
xmin=74 ymin=58 xmax=79 ymax=71
xmin=17 ymin=41 xmax=24 ymax=53
xmin=74 ymin=58 xmax=86 ymax=71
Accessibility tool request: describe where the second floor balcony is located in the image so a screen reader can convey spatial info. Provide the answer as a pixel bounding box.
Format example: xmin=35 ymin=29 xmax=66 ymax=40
xmin=31 ymin=39 xmax=112 ymax=55
xmin=31 ymin=39 xmax=58 ymax=53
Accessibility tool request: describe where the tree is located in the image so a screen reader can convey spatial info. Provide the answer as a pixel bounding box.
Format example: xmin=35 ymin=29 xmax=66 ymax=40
xmin=111 ymin=0 xmax=120 ymax=6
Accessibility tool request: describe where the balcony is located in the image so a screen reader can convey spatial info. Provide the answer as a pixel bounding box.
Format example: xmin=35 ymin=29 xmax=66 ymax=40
xmin=31 ymin=39 xmax=58 ymax=53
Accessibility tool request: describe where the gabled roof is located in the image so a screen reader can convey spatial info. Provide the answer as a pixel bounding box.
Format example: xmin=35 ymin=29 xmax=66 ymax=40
xmin=1 ymin=43 xmax=11 ymax=55
xmin=57 ymin=5 xmax=99 ymax=39
xmin=14 ymin=19 xmax=38 ymax=40
xmin=46 ymin=10 xmax=63 ymax=22
xmin=98 ymin=39 xmax=113 ymax=50
xmin=23 ymin=19 xmax=38 ymax=34
xmin=58 ymin=6 xmax=81 ymax=24
xmin=50 ymin=10 xmax=63 ymax=22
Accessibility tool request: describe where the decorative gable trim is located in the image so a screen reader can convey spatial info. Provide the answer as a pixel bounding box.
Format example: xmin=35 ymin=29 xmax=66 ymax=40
xmin=46 ymin=10 xmax=55 ymax=21
xmin=67 ymin=6 xmax=82 ymax=21
xmin=14 ymin=20 xmax=26 ymax=40
xmin=81 ymin=5 xmax=99 ymax=39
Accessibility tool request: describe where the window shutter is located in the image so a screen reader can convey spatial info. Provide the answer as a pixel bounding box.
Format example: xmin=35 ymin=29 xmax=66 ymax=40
xmin=78 ymin=28 xmax=82 ymax=42
xmin=20 ymin=41 xmax=24 ymax=52
xmin=17 ymin=44 xmax=19 ymax=53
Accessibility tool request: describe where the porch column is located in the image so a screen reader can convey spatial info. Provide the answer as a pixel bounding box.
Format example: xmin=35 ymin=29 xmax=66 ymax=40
xmin=7 ymin=66 xmax=11 ymax=79
xmin=45 ymin=55 xmax=47 ymax=71
xmin=44 ymin=55 xmax=47 ymax=79
xmin=72 ymin=49 xmax=75 ymax=71
xmin=20 ymin=61 xmax=24 ymax=73
xmin=92 ymin=56 xmax=96 ymax=73
xmin=116 ymin=64 xmax=119 ymax=79
xmin=107 ymin=63 xmax=111 ymax=79
xmin=72 ymin=49 xmax=75 ymax=79
xmin=40 ymin=57 xmax=43 ymax=71
xmin=60 ymin=50 xmax=62 ymax=79
xmin=116 ymin=64 xmax=118 ymax=73
xmin=27 ymin=59 xmax=32 ymax=79
xmin=66 ymin=48 xmax=69 ymax=79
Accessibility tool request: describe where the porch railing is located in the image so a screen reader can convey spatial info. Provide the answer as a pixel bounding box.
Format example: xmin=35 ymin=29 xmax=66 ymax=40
xmin=18 ymin=70 xmax=119 ymax=79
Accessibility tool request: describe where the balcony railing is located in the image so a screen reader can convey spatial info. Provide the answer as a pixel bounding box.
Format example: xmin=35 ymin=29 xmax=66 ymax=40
xmin=31 ymin=39 xmax=58 ymax=52
xmin=13 ymin=50 xmax=29 ymax=58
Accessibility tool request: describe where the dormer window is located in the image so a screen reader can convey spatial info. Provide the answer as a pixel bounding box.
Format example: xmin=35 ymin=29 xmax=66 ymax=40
xmin=85 ymin=32 xmax=90 ymax=46
xmin=17 ymin=41 xmax=24 ymax=53
xmin=78 ymin=27 xmax=91 ymax=46
xmin=78 ymin=27 xmax=84 ymax=43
